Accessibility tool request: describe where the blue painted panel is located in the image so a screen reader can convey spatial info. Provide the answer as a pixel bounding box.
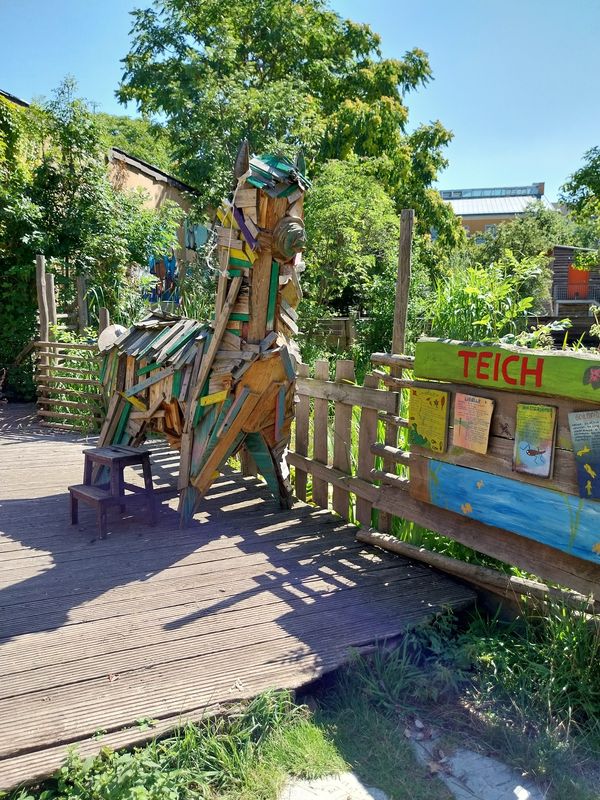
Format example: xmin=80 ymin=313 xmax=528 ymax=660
xmin=427 ymin=460 xmax=600 ymax=564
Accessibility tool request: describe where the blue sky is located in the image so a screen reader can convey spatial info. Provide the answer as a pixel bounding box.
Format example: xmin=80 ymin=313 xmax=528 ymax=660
xmin=2 ymin=0 xmax=599 ymax=200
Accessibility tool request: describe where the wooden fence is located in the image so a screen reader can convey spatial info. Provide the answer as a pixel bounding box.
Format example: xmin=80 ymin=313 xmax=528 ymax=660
xmin=32 ymin=340 xmax=105 ymax=431
xmin=288 ymin=354 xmax=600 ymax=601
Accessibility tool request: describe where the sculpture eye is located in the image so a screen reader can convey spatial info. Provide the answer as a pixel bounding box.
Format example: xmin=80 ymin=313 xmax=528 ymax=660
xmin=272 ymin=216 xmax=306 ymax=261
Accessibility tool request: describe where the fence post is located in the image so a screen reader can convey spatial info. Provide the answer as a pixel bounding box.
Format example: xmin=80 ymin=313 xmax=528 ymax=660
xmin=332 ymin=359 xmax=355 ymax=520
xmin=77 ymin=275 xmax=89 ymax=332
xmin=312 ymin=359 xmax=329 ymax=508
xmin=294 ymin=363 xmax=310 ymax=501
xmin=99 ymin=307 xmax=110 ymax=334
xmin=45 ymin=272 xmax=57 ymax=335
xmin=379 ymin=209 xmax=414 ymax=532
xmin=356 ymin=373 xmax=379 ymax=527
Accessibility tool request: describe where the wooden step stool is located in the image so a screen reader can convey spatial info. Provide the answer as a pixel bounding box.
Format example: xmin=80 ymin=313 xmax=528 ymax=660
xmin=68 ymin=445 xmax=157 ymax=539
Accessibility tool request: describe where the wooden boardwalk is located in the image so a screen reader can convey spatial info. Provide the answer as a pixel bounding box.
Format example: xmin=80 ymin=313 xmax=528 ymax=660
xmin=0 ymin=405 xmax=474 ymax=790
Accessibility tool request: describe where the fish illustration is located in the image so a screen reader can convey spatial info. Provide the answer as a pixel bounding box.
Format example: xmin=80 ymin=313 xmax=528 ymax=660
xmin=584 ymin=463 xmax=597 ymax=480
xmin=577 ymin=445 xmax=591 ymax=458
xmin=461 ymin=502 xmax=473 ymax=515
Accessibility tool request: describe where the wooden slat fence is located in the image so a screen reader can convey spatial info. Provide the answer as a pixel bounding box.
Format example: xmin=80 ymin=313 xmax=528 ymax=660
xmin=33 ymin=340 xmax=105 ymax=431
xmin=288 ymin=354 xmax=600 ymax=600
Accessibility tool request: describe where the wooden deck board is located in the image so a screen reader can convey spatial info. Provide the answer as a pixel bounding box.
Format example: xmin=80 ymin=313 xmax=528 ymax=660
xmin=0 ymin=404 xmax=475 ymax=790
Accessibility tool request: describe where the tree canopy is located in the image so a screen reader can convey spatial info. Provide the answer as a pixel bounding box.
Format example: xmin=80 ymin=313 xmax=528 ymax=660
xmin=561 ymin=146 xmax=600 ymax=215
xmin=118 ymin=0 xmax=462 ymax=243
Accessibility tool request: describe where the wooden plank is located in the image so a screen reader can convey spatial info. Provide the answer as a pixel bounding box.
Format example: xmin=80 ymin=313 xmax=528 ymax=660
xmin=332 ymin=360 xmax=355 ymax=520
xmin=392 ymin=209 xmax=413 ymax=356
xmin=125 ymin=366 xmax=175 ymax=397
xmin=34 ymin=341 xmax=98 ymax=350
xmin=248 ymin=233 xmax=273 ymax=342
xmin=414 ymin=338 xmax=600 ymax=404
xmin=312 ymin=360 xmax=329 ymax=508
xmin=370 ymin=478 xmax=600 ymax=598
xmin=296 ymin=376 xmax=398 ymax=413
xmin=356 ymin=374 xmax=379 ymax=527
xmin=294 ymin=364 xmax=310 ymax=501
xmin=36 ymin=376 xmax=102 ymax=387
xmin=371 ymin=353 xmax=415 ymax=370
xmin=410 ymin=455 xmax=600 ymax=565
xmin=35 ymin=255 xmax=49 ymax=353
xmin=189 ymin=276 xmax=243 ymax=409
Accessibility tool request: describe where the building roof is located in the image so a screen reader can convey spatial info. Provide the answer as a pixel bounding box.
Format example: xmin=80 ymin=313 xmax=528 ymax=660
xmin=444 ymin=194 xmax=554 ymax=217
xmin=108 ymin=147 xmax=198 ymax=195
xmin=0 ymin=89 xmax=30 ymax=108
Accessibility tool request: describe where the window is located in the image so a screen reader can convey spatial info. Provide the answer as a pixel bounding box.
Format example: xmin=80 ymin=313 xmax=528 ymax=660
xmin=484 ymin=224 xmax=497 ymax=236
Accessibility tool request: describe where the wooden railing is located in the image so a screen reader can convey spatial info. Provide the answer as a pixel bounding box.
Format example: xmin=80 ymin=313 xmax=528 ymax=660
xmin=288 ymin=354 xmax=600 ymax=601
xmin=32 ymin=340 xmax=105 ymax=431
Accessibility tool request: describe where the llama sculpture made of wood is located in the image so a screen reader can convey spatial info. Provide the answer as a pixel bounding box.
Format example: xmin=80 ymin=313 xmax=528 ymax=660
xmin=97 ymin=144 xmax=310 ymax=526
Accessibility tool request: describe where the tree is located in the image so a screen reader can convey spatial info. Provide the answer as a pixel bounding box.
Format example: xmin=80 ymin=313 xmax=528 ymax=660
xmin=95 ymin=112 xmax=175 ymax=175
xmin=475 ymin=202 xmax=576 ymax=263
xmin=118 ymin=0 xmax=462 ymax=242
xmin=302 ymin=158 xmax=399 ymax=314
xmin=561 ymin=146 xmax=600 ymax=214
xmin=0 ymin=79 xmax=182 ymax=398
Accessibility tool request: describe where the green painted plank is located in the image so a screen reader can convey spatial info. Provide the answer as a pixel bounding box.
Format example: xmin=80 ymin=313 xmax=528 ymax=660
xmin=114 ymin=403 xmax=131 ymax=445
xmin=266 ymin=261 xmax=280 ymax=331
xmin=125 ymin=366 xmax=174 ymax=397
xmin=229 ymin=257 xmax=253 ymax=269
xmin=173 ymin=369 xmax=182 ymax=398
xmin=424 ymin=459 xmax=600 ymax=564
xmin=137 ymin=362 xmax=159 ymax=376
xmin=414 ymin=338 xmax=600 ymax=404
xmin=229 ymin=312 xmax=250 ymax=322
xmin=99 ymin=354 xmax=109 ymax=383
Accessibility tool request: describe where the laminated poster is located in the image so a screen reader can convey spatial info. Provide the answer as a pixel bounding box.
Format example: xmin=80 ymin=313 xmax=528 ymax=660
xmin=568 ymin=410 xmax=600 ymax=501
xmin=408 ymin=388 xmax=449 ymax=453
xmin=513 ymin=404 xmax=557 ymax=478
xmin=452 ymin=393 xmax=495 ymax=455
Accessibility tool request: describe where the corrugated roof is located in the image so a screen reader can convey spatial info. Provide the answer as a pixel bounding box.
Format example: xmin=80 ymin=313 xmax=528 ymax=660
xmin=445 ymin=195 xmax=554 ymax=216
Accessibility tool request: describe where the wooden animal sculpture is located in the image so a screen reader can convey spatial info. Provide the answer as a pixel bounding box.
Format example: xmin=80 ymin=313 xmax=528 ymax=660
xmin=97 ymin=144 xmax=310 ymax=526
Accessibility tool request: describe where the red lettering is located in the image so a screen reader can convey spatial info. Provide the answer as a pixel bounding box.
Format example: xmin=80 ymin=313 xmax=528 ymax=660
xmin=501 ymin=354 xmax=519 ymax=385
xmin=520 ymin=356 xmax=544 ymax=388
xmin=476 ymin=351 xmax=493 ymax=380
xmin=457 ymin=350 xmax=477 ymax=378
xmin=492 ymin=352 xmax=501 ymax=382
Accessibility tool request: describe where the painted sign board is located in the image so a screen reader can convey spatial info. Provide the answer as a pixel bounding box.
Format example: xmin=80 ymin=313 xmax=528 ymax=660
xmin=414 ymin=338 xmax=600 ymax=404
xmin=423 ymin=459 xmax=600 ymax=564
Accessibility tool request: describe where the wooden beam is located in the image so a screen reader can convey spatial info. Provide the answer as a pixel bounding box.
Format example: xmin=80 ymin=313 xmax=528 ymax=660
xmin=76 ymin=275 xmax=88 ymax=332
xmin=332 ymin=360 xmax=355 ymax=520
xmin=189 ymin=276 xmax=243 ymax=410
xmin=35 ymin=255 xmax=49 ymax=371
xmin=312 ymin=360 xmax=330 ymax=508
xmin=296 ymin=376 xmax=398 ymax=413
xmin=392 ymin=209 xmax=413 ymax=356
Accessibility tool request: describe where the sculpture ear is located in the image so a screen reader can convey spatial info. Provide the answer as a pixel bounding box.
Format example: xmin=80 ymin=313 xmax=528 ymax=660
xmin=234 ymin=140 xmax=250 ymax=180
xmin=294 ymin=150 xmax=306 ymax=176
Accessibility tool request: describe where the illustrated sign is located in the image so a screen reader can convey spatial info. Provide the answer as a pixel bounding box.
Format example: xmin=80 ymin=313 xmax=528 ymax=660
xmin=408 ymin=388 xmax=449 ymax=453
xmin=452 ymin=393 xmax=494 ymax=454
xmin=569 ymin=410 xmax=600 ymax=500
xmin=414 ymin=338 xmax=600 ymax=404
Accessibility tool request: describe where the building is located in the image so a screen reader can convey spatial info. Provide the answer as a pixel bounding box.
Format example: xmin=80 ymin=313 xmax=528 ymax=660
xmin=440 ymin=183 xmax=554 ymax=235
xmin=550 ymin=244 xmax=600 ymax=317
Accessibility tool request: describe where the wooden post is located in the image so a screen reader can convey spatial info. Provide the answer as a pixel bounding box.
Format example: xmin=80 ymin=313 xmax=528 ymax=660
xmin=35 ymin=255 xmax=49 ymax=344
xmin=294 ymin=363 xmax=310 ymax=501
xmin=312 ymin=359 xmax=329 ymax=508
xmin=99 ymin=307 xmax=110 ymax=334
xmin=379 ymin=209 xmax=414 ymax=532
xmin=356 ymin=373 xmax=379 ymax=527
xmin=77 ymin=275 xmax=89 ymax=332
xmin=45 ymin=272 xmax=57 ymax=335
xmin=35 ymin=255 xmax=49 ymax=380
xmin=392 ymin=209 xmax=414 ymax=356
xmin=332 ymin=360 xmax=355 ymax=520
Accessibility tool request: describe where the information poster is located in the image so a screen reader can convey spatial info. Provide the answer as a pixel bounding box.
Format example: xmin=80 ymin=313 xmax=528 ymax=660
xmin=513 ymin=404 xmax=557 ymax=478
xmin=408 ymin=388 xmax=450 ymax=453
xmin=452 ymin=393 xmax=495 ymax=454
xmin=568 ymin=410 xmax=600 ymax=500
